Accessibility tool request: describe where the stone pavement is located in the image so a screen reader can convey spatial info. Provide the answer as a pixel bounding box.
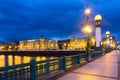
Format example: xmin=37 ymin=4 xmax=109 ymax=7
xmin=57 ymin=50 xmax=119 ymax=80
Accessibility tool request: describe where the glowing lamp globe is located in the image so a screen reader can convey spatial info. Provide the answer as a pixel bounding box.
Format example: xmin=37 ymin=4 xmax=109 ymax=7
xmin=94 ymin=15 xmax=102 ymax=21
xmin=85 ymin=8 xmax=91 ymax=16
xmin=106 ymin=31 xmax=110 ymax=35
xmin=110 ymin=36 xmax=113 ymax=40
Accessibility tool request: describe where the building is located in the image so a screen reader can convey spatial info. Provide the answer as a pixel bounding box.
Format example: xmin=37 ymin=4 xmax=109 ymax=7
xmin=0 ymin=42 xmax=19 ymax=50
xmin=0 ymin=42 xmax=5 ymax=50
xmin=19 ymin=36 xmax=58 ymax=50
xmin=19 ymin=36 xmax=96 ymax=51
xmin=58 ymin=36 xmax=95 ymax=50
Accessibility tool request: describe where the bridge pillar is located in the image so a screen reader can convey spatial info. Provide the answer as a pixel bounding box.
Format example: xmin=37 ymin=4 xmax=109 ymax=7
xmin=62 ymin=56 xmax=66 ymax=70
xmin=21 ymin=56 xmax=24 ymax=64
xmin=5 ymin=55 xmax=9 ymax=66
xmin=88 ymin=53 xmax=92 ymax=61
xmin=30 ymin=57 xmax=37 ymax=80
xmin=94 ymin=15 xmax=102 ymax=49
xmin=12 ymin=55 xmax=15 ymax=65
xmin=102 ymin=50 xmax=105 ymax=55
xmin=77 ymin=54 xmax=80 ymax=64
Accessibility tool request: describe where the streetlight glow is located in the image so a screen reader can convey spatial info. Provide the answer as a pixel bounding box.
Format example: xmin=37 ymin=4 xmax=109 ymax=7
xmin=110 ymin=36 xmax=113 ymax=41
xmin=106 ymin=40 xmax=109 ymax=44
xmin=82 ymin=24 xmax=92 ymax=34
xmin=85 ymin=8 xmax=91 ymax=16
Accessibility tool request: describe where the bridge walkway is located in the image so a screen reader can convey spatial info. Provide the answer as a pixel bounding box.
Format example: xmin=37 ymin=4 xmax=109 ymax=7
xmin=51 ymin=50 xmax=120 ymax=80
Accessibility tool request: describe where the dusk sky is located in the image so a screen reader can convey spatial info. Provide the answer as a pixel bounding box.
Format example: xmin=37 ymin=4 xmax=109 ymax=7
xmin=0 ymin=0 xmax=120 ymax=42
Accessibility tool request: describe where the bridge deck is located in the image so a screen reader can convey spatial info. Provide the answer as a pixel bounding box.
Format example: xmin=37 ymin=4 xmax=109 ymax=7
xmin=52 ymin=50 xmax=119 ymax=80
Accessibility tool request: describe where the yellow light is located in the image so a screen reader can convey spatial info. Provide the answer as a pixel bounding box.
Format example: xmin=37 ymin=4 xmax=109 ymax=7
xmin=94 ymin=15 xmax=102 ymax=21
xmin=37 ymin=45 xmax=39 ymax=47
xmin=106 ymin=40 xmax=109 ymax=44
xmin=9 ymin=46 xmax=12 ymax=49
xmin=85 ymin=8 xmax=91 ymax=16
xmin=106 ymin=31 xmax=110 ymax=35
xmin=110 ymin=36 xmax=113 ymax=39
xmin=50 ymin=44 xmax=53 ymax=47
xmin=110 ymin=44 xmax=113 ymax=46
xmin=82 ymin=24 xmax=92 ymax=34
xmin=63 ymin=43 xmax=67 ymax=47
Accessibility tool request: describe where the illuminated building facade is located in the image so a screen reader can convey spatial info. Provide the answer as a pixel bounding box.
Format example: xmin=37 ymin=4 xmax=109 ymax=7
xmin=19 ymin=36 xmax=96 ymax=50
xmin=58 ymin=36 xmax=95 ymax=50
xmin=0 ymin=43 xmax=5 ymax=50
xmin=19 ymin=36 xmax=58 ymax=50
xmin=0 ymin=42 xmax=18 ymax=50
xmin=69 ymin=36 xmax=87 ymax=50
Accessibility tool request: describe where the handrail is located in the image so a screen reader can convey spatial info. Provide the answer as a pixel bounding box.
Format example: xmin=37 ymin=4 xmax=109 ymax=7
xmin=0 ymin=50 xmax=112 ymax=80
xmin=0 ymin=63 xmax=31 ymax=71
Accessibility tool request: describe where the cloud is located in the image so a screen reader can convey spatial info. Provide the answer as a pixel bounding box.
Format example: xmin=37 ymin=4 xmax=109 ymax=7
xmin=0 ymin=0 xmax=120 ymax=42
xmin=0 ymin=0 xmax=84 ymax=41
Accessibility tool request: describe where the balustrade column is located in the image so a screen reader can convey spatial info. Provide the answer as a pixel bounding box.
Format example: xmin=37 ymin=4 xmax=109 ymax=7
xmin=21 ymin=56 xmax=24 ymax=64
xmin=77 ymin=54 xmax=80 ymax=64
xmin=5 ymin=55 xmax=8 ymax=67
xmin=12 ymin=55 xmax=15 ymax=65
xmin=30 ymin=57 xmax=37 ymax=80
xmin=46 ymin=57 xmax=50 ymax=74
xmin=62 ymin=56 xmax=66 ymax=70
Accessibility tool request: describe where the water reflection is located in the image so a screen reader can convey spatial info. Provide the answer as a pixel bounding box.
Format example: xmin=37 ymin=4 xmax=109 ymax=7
xmin=0 ymin=55 xmax=54 ymax=67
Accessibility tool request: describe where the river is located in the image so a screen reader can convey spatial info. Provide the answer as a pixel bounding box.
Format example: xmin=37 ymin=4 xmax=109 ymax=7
xmin=0 ymin=55 xmax=55 ymax=67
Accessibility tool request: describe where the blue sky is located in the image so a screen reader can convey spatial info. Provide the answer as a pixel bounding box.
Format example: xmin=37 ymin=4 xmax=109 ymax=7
xmin=0 ymin=0 xmax=120 ymax=42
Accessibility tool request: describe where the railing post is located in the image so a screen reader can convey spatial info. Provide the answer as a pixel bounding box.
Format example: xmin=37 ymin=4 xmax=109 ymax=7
xmin=30 ymin=58 xmax=37 ymax=80
xmin=0 ymin=73 xmax=2 ymax=80
xmin=102 ymin=50 xmax=105 ymax=55
xmin=59 ymin=58 xmax=62 ymax=70
xmin=77 ymin=54 xmax=80 ymax=64
xmin=46 ymin=59 xmax=50 ymax=74
xmin=62 ymin=56 xmax=66 ymax=70
xmin=5 ymin=55 xmax=8 ymax=67
xmin=88 ymin=53 xmax=92 ymax=61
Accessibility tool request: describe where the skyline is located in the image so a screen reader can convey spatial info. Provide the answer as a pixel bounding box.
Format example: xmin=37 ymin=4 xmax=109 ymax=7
xmin=0 ymin=0 xmax=120 ymax=42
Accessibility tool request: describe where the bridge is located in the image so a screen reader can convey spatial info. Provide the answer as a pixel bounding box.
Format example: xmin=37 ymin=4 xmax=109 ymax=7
xmin=0 ymin=50 xmax=111 ymax=57
xmin=0 ymin=50 xmax=86 ymax=57
xmin=51 ymin=50 xmax=120 ymax=80
xmin=0 ymin=49 xmax=119 ymax=80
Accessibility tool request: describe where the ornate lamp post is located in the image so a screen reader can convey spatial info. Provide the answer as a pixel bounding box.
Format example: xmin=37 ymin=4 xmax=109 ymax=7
xmin=82 ymin=25 xmax=92 ymax=51
xmin=94 ymin=15 xmax=102 ymax=50
xmin=84 ymin=6 xmax=92 ymax=51
xmin=110 ymin=36 xmax=113 ymax=49
xmin=105 ymin=31 xmax=110 ymax=49
xmin=82 ymin=6 xmax=92 ymax=61
xmin=106 ymin=31 xmax=110 ymax=38
xmin=85 ymin=6 xmax=91 ymax=24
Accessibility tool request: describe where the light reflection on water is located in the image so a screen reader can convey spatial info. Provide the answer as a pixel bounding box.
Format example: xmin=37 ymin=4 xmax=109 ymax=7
xmin=0 ymin=55 xmax=55 ymax=67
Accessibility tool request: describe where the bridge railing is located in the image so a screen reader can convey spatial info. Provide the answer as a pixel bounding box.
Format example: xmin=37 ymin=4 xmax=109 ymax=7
xmin=0 ymin=51 xmax=104 ymax=80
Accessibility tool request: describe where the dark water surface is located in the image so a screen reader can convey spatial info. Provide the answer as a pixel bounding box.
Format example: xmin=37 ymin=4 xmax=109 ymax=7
xmin=0 ymin=55 xmax=55 ymax=67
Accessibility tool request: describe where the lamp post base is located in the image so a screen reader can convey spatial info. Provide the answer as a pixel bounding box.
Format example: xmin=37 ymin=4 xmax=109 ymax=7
xmin=94 ymin=46 xmax=102 ymax=51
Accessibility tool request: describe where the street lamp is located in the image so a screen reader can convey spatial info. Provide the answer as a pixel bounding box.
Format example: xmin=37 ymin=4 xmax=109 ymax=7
xmin=105 ymin=31 xmax=110 ymax=49
xmin=94 ymin=15 xmax=102 ymax=50
xmin=85 ymin=6 xmax=91 ymax=24
xmin=82 ymin=24 xmax=92 ymax=51
xmin=82 ymin=24 xmax=92 ymax=34
xmin=85 ymin=7 xmax=91 ymax=16
xmin=106 ymin=31 xmax=110 ymax=38
xmin=110 ymin=36 xmax=113 ymax=49
xmin=82 ymin=6 xmax=92 ymax=54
